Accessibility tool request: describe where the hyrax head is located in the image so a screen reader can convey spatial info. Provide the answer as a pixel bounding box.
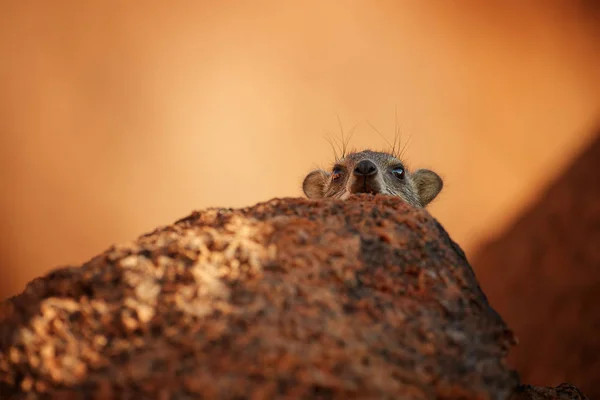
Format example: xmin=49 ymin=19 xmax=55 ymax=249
xmin=302 ymin=149 xmax=443 ymax=208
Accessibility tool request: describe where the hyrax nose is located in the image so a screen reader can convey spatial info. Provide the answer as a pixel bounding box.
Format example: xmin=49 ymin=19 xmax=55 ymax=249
xmin=354 ymin=160 xmax=377 ymax=177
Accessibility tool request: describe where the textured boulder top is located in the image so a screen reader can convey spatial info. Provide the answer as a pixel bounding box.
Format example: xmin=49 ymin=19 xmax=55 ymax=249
xmin=511 ymin=384 xmax=589 ymax=400
xmin=0 ymin=195 xmax=543 ymax=398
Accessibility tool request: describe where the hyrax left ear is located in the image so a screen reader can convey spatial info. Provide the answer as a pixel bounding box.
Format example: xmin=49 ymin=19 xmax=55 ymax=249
xmin=412 ymin=169 xmax=443 ymax=207
xmin=302 ymin=170 xmax=330 ymax=198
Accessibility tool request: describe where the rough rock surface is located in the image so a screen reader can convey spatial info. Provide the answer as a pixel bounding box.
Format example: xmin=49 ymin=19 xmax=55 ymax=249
xmin=511 ymin=383 xmax=589 ymax=400
xmin=472 ymin=133 xmax=600 ymax=399
xmin=0 ymin=194 xmax=585 ymax=399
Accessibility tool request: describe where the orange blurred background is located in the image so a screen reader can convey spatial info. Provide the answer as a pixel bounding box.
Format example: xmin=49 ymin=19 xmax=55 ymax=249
xmin=0 ymin=0 xmax=599 ymax=386
xmin=2 ymin=1 xmax=598 ymax=298
xmin=2 ymin=0 xmax=599 ymax=293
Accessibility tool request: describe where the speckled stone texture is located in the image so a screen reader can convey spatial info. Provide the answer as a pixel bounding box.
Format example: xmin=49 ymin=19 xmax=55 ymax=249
xmin=511 ymin=383 xmax=589 ymax=400
xmin=0 ymin=195 xmax=586 ymax=399
xmin=472 ymin=133 xmax=600 ymax=399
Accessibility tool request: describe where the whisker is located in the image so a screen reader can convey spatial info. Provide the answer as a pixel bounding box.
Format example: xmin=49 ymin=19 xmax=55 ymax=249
xmin=386 ymin=187 xmax=400 ymax=197
xmin=399 ymin=133 xmax=412 ymax=159
xmin=367 ymin=120 xmax=395 ymax=155
xmin=336 ymin=115 xmax=346 ymax=158
xmin=335 ymin=116 xmax=358 ymax=159
xmin=393 ymin=106 xmax=399 ymax=158
xmin=344 ymin=123 xmax=358 ymax=158
xmin=323 ymin=131 xmax=340 ymax=162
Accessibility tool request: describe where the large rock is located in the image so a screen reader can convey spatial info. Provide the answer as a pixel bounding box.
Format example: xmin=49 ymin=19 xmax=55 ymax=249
xmin=472 ymin=133 xmax=600 ymax=399
xmin=511 ymin=383 xmax=589 ymax=400
xmin=0 ymin=195 xmax=586 ymax=399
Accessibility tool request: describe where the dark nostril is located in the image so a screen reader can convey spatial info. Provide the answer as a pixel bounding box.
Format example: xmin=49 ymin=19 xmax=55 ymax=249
xmin=354 ymin=160 xmax=377 ymax=176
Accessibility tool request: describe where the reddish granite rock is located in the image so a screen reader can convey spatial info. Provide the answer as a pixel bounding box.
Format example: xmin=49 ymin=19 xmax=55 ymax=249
xmin=0 ymin=194 xmax=580 ymax=399
xmin=472 ymin=133 xmax=600 ymax=399
xmin=511 ymin=383 xmax=589 ymax=400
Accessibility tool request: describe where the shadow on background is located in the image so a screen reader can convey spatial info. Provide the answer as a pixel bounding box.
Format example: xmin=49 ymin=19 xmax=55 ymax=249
xmin=472 ymin=128 xmax=600 ymax=397
xmin=0 ymin=0 xmax=599 ymax=389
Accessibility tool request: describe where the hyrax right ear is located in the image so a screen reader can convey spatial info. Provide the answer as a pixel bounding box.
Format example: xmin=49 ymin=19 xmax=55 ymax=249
xmin=412 ymin=169 xmax=443 ymax=207
xmin=302 ymin=170 xmax=330 ymax=198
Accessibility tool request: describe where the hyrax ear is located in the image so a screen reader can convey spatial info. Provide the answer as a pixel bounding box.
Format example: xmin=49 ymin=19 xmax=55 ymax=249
xmin=412 ymin=169 xmax=443 ymax=207
xmin=302 ymin=170 xmax=330 ymax=198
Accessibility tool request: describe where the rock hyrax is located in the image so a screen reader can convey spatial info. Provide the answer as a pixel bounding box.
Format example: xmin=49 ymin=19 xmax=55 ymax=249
xmin=302 ymin=149 xmax=443 ymax=208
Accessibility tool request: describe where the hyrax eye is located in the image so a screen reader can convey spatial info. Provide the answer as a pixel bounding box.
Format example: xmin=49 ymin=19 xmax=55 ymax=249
xmin=332 ymin=167 xmax=343 ymax=181
xmin=392 ymin=166 xmax=405 ymax=179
